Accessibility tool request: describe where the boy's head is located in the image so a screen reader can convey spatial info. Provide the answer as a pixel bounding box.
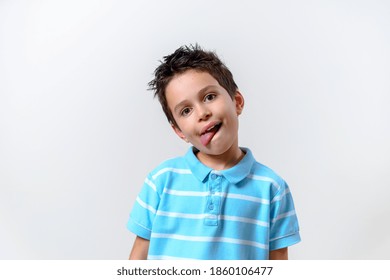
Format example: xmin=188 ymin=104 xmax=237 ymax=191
xmin=148 ymin=44 xmax=239 ymax=128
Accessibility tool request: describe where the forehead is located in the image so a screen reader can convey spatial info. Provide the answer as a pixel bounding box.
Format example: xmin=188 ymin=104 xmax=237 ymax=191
xmin=165 ymin=70 xmax=220 ymax=106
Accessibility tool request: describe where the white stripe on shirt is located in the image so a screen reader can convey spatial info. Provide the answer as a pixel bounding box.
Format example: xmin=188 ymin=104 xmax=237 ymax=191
xmin=157 ymin=210 xmax=204 ymax=219
xmin=271 ymin=188 xmax=291 ymax=203
xmin=163 ymin=189 xmax=209 ymax=197
xmin=144 ymin=178 xmax=157 ymax=192
xmin=271 ymin=210 xmax=296 ymax=224
xmin=221 ymin=215 xmax=269 ymax=227
xmin=156 ymin=211 xmax=269 ymax=227
xmin=164 ymin=189 xmax=270 ymax=204
xmin=152 ymin=168 xmax=192 ymax=180
xmin=223 ymin=193 xmax=270 ymax=205
xmin=136 ymin=196 xmax=157 ymax=214
xmin=152 ymin=233 xmax=268 ymax=250
xmin=247 ymin=174 xmax=282 ymax=190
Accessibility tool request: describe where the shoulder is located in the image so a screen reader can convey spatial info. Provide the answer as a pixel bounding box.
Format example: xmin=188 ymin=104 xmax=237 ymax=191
xmin=249 ymin=158 xmax=288 ymax=196
xmin=144 ymin=154 xmax=195 ymax=194
xmin=147 ymin=154 xmax=191 ymax=181
xmin=251 ymin=160 xmax=283 ymax=181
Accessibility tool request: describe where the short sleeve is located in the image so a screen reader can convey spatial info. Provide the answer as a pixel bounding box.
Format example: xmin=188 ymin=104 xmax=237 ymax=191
xmin=269 ymin=181 xmax=301 ymax=251
xmin=127 ymin=174 xmax=161 ymax=240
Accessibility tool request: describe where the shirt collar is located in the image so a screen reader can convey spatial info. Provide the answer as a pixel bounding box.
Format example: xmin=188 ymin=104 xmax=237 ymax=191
xmin=184 ymin=147 xmax=255 ymax=184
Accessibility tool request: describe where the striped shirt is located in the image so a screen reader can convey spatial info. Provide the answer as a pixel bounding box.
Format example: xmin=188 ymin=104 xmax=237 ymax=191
xmin=127 ymin=147 xmax=300 ymax=259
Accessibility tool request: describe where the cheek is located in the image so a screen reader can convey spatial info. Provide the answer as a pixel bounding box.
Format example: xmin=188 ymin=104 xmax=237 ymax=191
xmin=176 ymin=121 xmax=193 ymax=137
xmin=225 ymin=109 xmax=239 ymax=125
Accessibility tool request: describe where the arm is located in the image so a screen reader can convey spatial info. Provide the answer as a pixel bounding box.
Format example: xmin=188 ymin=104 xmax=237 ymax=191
xmin=128 ymin=236 xmax=150 ymax=260
xmin=269 ymin=247 xmax=288 ymax=260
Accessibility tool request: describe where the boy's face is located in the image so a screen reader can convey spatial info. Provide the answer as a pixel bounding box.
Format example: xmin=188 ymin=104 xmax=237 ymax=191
xmin=165 ymin=69 xmax=244 ymax=159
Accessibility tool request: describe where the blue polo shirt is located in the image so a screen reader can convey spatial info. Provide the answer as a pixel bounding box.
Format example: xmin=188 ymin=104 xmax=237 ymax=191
xmin=127 ymin=147 xmax=300 ymax=259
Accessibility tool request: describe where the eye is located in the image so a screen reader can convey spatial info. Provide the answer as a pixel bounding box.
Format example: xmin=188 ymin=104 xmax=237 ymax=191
xmin=180 ymin=107 xmax=192 ymax=117
xmin=204 ymin=93 xmax=216 ymax=102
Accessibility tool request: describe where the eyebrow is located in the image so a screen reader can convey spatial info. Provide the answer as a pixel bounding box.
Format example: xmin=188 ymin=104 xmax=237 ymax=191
xmin=173 ymin=85 xmax=218 ymax=114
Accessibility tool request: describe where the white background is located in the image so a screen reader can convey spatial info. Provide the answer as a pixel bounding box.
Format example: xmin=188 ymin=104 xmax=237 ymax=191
xmin=1 ymin=0 xmax=389 ymax=259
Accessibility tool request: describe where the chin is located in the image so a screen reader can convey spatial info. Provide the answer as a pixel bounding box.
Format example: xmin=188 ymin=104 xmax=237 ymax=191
xmin=203 ymin=145 xmax=233 ymax=156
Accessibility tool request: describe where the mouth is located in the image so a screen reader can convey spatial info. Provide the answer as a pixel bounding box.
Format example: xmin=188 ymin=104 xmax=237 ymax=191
xmin=200 ymin=122 xmax=222 ymax=146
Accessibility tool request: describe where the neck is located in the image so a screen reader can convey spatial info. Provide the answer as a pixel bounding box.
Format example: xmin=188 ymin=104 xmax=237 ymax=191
xmin=196 ymin=146 xmax=245 ymax=170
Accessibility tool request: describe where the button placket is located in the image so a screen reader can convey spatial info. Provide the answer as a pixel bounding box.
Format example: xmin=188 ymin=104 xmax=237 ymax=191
xmin=204 ymin=171 xmax=222 ymax=226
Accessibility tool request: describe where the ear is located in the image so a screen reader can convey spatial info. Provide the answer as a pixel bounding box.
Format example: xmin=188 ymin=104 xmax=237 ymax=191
xmin=171 ymin=123 xmax=189 ymax=143
xmin=234 ymin=91 xmax=245 ymax=115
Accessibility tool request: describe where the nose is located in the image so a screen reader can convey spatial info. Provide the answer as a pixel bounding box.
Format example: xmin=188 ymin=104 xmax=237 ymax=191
xmin=197 ymin=104 xmax=211 ymax=121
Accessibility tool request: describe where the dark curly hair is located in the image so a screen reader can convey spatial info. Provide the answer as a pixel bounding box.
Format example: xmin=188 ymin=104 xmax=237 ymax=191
xmin=148 ymin=44 xmax=238 ymax=128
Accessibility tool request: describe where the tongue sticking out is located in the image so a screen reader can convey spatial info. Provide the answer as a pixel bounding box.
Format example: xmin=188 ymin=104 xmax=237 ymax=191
xmin=200 ymin=125 xmax=220 ymax=146
xmin=200 ymin=131 xmax=215 ymax=146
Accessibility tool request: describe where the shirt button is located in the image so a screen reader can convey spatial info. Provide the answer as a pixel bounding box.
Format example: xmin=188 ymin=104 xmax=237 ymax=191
xmin=211 ymin=174 xmax=217 ymax=180
xmin=208 ymin=204 xmax=214 ymax=210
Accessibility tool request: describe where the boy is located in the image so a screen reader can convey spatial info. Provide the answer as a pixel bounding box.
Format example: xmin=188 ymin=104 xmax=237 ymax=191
xmin=127 ymin=45 xmax=300 ymax=260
